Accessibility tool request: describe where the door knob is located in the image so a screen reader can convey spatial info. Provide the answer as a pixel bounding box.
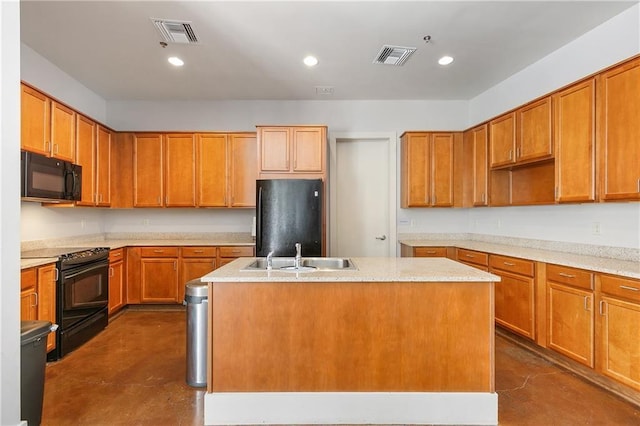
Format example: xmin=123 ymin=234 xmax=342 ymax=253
xmin=375 ymin=235 xmax=387 ymax=241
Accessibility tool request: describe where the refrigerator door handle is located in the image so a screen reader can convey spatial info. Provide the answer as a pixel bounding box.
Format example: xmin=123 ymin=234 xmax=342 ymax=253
xmin=256 ymin=186 xmax=263 ymax=253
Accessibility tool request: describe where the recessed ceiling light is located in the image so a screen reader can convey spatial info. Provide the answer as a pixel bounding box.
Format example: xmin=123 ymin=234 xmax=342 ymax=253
xmin=438 ymin=55 xmax=454 ymax=66
xmin=168 ymin=56 xmax=184 ymax=67
xmin=303 ymin=55 xmax=318 ymax=67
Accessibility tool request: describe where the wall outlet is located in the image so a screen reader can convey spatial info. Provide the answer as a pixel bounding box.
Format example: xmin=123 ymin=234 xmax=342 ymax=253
xmin=80 ymin=219 xmax=86 ymax=229
xmin=143 ymin=219 xmax=150 ymax=226
xmin=497 ymin=219 xmax=502 ymax=229
xmin=398 ymin=219 xmax=410 ymax=226
xmin=592 ymin=222 xmax=601 ymax=235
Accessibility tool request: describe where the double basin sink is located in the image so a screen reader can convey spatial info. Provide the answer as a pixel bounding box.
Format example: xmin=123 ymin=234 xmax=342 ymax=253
xmin=243 ymin=257 xmax=356 ymax=272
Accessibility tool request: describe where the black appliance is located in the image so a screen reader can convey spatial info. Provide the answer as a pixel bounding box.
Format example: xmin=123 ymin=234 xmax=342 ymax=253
xmin=256 ymin=179 xmax=323 ymax=257
xmin=21 ymin=247 xmax=109 ymax=361
xmin=21 ymin=151 xmax=82 ymax=202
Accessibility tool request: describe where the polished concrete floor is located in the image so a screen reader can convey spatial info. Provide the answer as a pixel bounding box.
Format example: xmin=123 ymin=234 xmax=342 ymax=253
xmin=41 ymin=310 xmax=640 ymax=425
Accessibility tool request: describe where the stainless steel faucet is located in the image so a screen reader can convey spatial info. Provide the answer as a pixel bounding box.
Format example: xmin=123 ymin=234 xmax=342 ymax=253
xmin=294 ymin=243 xmax=302 ymax=269
xmin=266 ymin=251 xmax=274 ymax=270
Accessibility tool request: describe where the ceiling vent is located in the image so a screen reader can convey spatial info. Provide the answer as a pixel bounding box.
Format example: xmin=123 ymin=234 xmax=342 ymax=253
xmin=373 ymin=45 xmax=417 ymax=66
xmin=151 ymin=18 xmax=199 ymax=44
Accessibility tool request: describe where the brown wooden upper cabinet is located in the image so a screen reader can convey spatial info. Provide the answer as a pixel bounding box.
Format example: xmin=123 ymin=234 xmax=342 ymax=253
xmin=257 ymin=126 xmax=326 ymax=176
xmin=133 ymin=133 xmax=197 ymax=207
xmin=401 ymin=132 xmax=458 ymax=207
xmin=463 ymin=124 xmax=489 ymax=206
xmin=553 ymin=78 xmax=596 ymax=203
xmin=76 ymin=116 xmax=112 ymax=206
xmin=197 ymin=132 xmax=257 ymax=208
xmin=597 ymin=57 xmax=640 ymax=201
xmin=490 ymin=96 xmax=553 ymax=169
xmin=21 ymin=83 xmax=76 ymax=162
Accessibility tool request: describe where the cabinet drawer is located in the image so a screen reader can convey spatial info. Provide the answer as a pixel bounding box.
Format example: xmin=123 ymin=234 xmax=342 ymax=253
xmin=219 ymin=246 xmax=254 ymax=258
xmin=140 ymin=247 xmax=180 ymax=257
xmin=21 ymin=268 xmax=37 ymax=290
xmin=490 ymin=254 xmax=534 ymax=277
xmin=414 ymin=247 xmax=448 ymax=257
xmin=600 ymin=274 xmax=640 ymax=303
xmin=456 ymin=249 xmax=489 ymax=267
xmin=182 ymin=247 xmax=217 ymax=258
xmin=109 ymin=248 xmax=125 ymax=262
xmin=547 ymin=264 xmax=593 ymax=290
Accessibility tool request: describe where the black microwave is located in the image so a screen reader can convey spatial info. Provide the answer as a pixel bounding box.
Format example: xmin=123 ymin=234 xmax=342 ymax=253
xmin=21 ymin=151 xmax=82 ymax=202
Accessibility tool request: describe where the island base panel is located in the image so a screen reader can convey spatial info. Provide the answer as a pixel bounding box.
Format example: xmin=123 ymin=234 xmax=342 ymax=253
xmin=204 ymin=391 xmax=498 ymax=425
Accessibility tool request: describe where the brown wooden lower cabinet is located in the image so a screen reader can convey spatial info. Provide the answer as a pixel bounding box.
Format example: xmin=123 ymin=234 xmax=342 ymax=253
xmin=546 ymin=264 xmax=595 ymax=367
xmin=456 ymin=248 xmax=489 ymax=271
xmin=596 ymin=274 xmax=640 ymax=391
xmin=108 ymin=248 xmax=126 ymax=315
xmin=139 ymin=247 xmax=180 ymax=303
xmin=490 ymin=255 xmax=535 ymax=340
xmin=20 ymin=264 xmax=57 ymax=353
xmin=126 ymin=245 xmax=254 ymax=305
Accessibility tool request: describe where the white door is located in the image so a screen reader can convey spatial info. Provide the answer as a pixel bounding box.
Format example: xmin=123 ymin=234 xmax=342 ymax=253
xmin=329 ymin=133 xmax=396 ymax=257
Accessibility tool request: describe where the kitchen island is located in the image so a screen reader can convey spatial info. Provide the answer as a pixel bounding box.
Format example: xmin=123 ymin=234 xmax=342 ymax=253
xmin=201 ymin=257 xmax=500 ymax=425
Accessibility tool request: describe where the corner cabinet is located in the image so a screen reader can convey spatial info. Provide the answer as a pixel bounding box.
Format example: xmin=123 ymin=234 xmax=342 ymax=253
xmin=257 ymin=126 xmax=326 ymax=178
xmin=597 ymin=57 xmax=640 ymax=201
xmin=462 ymin=124 xmax=489 ymax=206
xmin=401 ymin=131 xmax=460 ymax=207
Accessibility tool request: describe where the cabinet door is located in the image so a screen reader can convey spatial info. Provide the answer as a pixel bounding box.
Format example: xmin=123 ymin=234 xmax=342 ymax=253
xmin=292 ymin=127 xmax=324 ymax=172
xmin=401 ymin=133 xmax=430 ymax=207
xmin=75 ymin=115 xmax=96 ymax=206
xmin=181 ymin=258 xmax=217 ymax=303
xmin=597 ymin=57 xmax=640 ymax=201
xmin=489 ymin=112 xmax=516 ymax=168
xmin=108 ymin=260 xmax=125 ymax=315
xmin=547 ymin=283 xmax=594 ymax=367
xmin=493 ymin=269 xmax=535 ymax=340
xmin=21 ymin=84 xmax=50 ymax=156
xmin=140 ymin=258 xmax=179 ymax=303
xmin=37 ymin=264 xmax=57 ymax=353
xmin=133 ymin=134 xmax=164 ymax=207
xmin=517 ymin=96 xmax=553 ymax=163
xmin=197 ymin=133 xmax=228 ymax=207
xmin=229 ymin=133 xmax=257 ymax=207
xmin=21 ymin=269 xmax=38 ymax=321
xmin=554 ymin=79 xmax=595 ymax=203
xmin=50 ymin=101 xmax=76 ymax=162
xmin=259 ymin=127 xmax=290 ymax=172
xmin=96 ymin=126 xmax=112 ymax=206
xmin=431 ymin=133 xmax=454 ymax=207
xmin=472 ymin=125 xmax=489 ymax=206
xmin=165 ymin=133 xmax=196 ymax=207
xmin=598 ymin=296 xmax=640 ymax=391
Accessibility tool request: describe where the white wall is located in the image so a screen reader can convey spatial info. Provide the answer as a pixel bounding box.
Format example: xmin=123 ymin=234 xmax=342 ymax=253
xmin=468 ymin=3 xmax=640 ymax=126
xmin=1 ymin=1 xmax=23 ymax=424
xmin=21 ymin=44 xmax=107 ymax=124
xmin=19 ymin=5 xmax=640 ymax=251
xmin=107 ymin=99 xmax=468 ymax=132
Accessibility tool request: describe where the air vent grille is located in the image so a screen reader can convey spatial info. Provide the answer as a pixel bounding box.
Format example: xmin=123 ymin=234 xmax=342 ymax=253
xmin=151 ymin=18 xmax=199 ymax=44
xmin=373 ymin=45 xmax=417 ymax=66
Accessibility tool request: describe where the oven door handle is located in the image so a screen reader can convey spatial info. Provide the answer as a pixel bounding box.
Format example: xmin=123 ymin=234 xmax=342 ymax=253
xmin=63 ymin=262 xmax=108 ymax=280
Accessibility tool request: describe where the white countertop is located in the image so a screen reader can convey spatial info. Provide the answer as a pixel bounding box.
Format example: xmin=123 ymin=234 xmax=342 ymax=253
xmin=201 ymin=257 xmax=500 ymax=283
xmin=400 ymin=239 xmax=640 ymax=279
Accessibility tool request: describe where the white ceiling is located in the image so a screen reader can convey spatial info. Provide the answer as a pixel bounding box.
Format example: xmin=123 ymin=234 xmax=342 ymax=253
xmin=20 ymin=1 xmax=638 ymax=101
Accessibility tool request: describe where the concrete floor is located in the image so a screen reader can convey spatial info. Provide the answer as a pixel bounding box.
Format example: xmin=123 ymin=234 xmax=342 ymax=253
xmin=40 ymin=310 xmax=639 ymax=425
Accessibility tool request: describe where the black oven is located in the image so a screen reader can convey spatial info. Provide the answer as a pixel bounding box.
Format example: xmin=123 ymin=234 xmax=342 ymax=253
xmin=21 ymin=247 xmax=110 ymax=361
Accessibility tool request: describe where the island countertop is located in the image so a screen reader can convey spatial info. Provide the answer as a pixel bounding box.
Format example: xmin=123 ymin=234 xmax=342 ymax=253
xmin=201 ymin=256 xmax=500 ymax=282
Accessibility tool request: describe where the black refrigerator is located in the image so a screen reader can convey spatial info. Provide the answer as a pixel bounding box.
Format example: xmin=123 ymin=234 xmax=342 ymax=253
xmin=256 ymin=179 xmax=323 ymax=257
